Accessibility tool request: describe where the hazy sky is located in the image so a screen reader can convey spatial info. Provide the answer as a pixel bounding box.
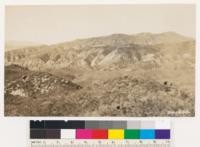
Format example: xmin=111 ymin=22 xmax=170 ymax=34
xmin=6 ymin=5 xmax=195 ymax=44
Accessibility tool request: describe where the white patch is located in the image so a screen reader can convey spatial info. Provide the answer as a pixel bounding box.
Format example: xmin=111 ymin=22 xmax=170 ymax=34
xmin=10 ymin=89 xmax=26 ymax=97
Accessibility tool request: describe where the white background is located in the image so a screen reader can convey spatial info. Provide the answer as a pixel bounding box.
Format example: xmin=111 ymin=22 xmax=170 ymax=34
xmin=0 ymin=0 xmax=199 ymax=146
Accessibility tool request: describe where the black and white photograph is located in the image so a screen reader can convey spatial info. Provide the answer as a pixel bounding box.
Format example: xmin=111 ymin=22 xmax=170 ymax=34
xmin=5 ymin=4 xmax=195 ymax=116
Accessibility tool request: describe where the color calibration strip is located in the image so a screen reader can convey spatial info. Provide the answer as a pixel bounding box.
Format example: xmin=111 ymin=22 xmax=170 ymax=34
xmin=30 ymin=120 xmax=171 ymax=140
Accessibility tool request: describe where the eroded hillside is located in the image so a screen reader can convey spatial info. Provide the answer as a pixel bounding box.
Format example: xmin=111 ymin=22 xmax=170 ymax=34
xmin=5 ymin=32 xmax=195 ymax=116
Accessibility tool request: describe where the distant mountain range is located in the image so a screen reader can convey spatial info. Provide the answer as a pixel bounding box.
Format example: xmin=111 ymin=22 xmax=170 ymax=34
xmin=5 ymin=32 xmax=194 ymax=71
xmin=5 ymin=41 xmax=43 ymax=51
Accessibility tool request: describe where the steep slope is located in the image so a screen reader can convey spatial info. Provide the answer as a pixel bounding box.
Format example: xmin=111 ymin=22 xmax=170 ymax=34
xmin=5 ymin=32 xmax=194 ymax=71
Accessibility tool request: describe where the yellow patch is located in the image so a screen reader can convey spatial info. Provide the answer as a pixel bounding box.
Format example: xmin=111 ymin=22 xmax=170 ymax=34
xmin=108 ymin=129 xmax=124 ymax=139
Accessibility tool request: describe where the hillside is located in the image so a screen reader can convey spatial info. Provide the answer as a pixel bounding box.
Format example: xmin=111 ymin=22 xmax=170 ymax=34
xmin=5 ymin=32 xmax=195 ymax=116
xmin=5 ymin=32 xmax=194 ymax=71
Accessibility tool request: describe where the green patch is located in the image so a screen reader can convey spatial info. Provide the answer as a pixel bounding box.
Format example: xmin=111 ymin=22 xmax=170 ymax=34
xmin=124 ymin=129 xmax=140 ymax=139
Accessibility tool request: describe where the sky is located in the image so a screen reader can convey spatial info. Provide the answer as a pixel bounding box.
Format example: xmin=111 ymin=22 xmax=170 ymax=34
xmin=6 ymin=4 xmax=196 ymax=44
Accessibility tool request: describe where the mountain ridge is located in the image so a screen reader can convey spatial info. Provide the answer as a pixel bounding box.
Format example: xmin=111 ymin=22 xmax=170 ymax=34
xmin=5 ymin=32 xmax=194 ymax=70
